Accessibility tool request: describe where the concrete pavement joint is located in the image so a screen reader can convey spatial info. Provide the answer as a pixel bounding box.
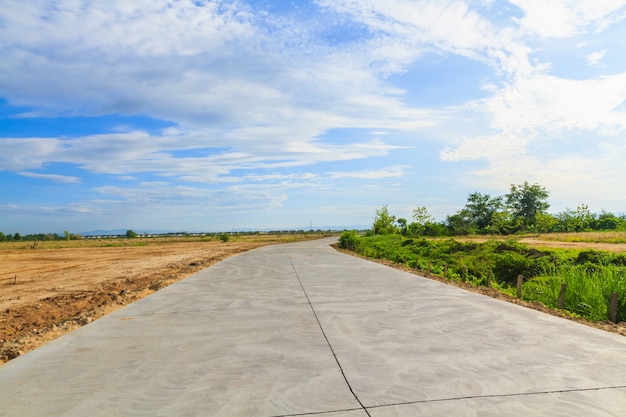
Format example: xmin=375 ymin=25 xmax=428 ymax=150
xmin=365 ymin=384 xmax=626 ymax=410
xmin=267 ymin=406 xmax=364 ymax=417
xmin=288 ymin=253 xmax=372 ymax=417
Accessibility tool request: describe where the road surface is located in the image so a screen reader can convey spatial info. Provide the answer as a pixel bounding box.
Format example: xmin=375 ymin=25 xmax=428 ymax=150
xmin=1 ymin=237 xmax=626 ymax=416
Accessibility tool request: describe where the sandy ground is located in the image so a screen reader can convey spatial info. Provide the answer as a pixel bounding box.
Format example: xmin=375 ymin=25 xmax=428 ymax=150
xmin=0 ymin=236 xmax=315 ymax=363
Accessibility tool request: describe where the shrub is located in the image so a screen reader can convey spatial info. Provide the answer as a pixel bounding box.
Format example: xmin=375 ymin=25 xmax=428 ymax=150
xmin=338 ymin=230 xmax=360 ymax=251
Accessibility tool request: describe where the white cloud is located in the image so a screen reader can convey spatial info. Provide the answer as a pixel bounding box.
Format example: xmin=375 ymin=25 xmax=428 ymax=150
xmin=486 ymin=72 xmax=626 ymax=134
xmin=18 ymin=172 xmax=81 ymax=184
xmin=585 ymin=49 xmax=607 ymax=67
xmin=327 ymin=165 xmax=412 ymax=179
xmin=2 ymin=0 xmax=626 ymax=232
xmin=510 ymin=0 xmax=626 ymax=37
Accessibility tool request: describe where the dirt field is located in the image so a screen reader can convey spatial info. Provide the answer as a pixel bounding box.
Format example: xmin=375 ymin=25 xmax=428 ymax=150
xmin=0 ymin=235 xmax=320 ymax=363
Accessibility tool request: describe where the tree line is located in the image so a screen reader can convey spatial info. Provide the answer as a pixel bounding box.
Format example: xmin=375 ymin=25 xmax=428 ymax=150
xmin=374 ymin=181 xmax=626 ymax=236
xmin=0 ymin=230 xmax=84 ymax=242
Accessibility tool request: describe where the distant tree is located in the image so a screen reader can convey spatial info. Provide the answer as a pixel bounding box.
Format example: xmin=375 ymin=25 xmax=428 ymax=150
xmin=373 ymin=205 xmax=396 ymax=235
xmin=396 ymin=218 xmax=408 ymax=236
xmin=64 ymin=230 xmax=71 ymax=240
xmin=531 ymin=212 xmax=559 ymax=233
xmin=126 ymin=229 xmax=138 ymax=238
xmin=505 ymin=181 xmax=549 ymax=229
xmin=596 ymin=211 xmax=623 ymax=230
xmin=219 ymin=233 xmax=230 ymax=242
xmin=464 ymin=192 xmax=503 ymax=232
xmin=557 ymin=204 xmax=595 ymax=232
xmin=13 ymin=232 xmax=21 ymax=241
xmin=446 ymin=209 xmax=476 ymax=236
xmin=409 ymin=206 xmax=435 ymax=236
xmin=0 ymin=232 xmax=5 ymax=241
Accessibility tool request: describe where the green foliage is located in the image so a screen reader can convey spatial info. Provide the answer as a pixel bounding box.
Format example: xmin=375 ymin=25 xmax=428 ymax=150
xmin=523 ymin=265 xmax=626 ymax=321
xmin=373 ymin=205 xmax=396 ymax=235
xmin=445 ymin=210 xmax=476 ymax=236
xmin=126 ymin=229 xmax=138 ymax=238
xmin=219 ymin=234 xmax=230 ymax=242
xmin=344 ymin=233 xmax=626 ymax=322
xmin=505 ymin=181 xmax=550 ymax=229
xmin=410 ymin=206 xmax=434 ymax=236
xmin=338 ymin=230 xmax=361 ymax=250
xmin=396 ymin=218 xmax=408 ymax=235
xmin=465 ymin=192 xmax=503 ymax=232
xmin=557 ymin=204 xmax=595 ymax=232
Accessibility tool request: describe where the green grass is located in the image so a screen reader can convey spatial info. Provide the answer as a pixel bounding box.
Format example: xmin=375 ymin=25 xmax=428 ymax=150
xmin=339 ymin=231 xmax=626 ymax=322
xmin=523 ymin=265 xmax=626 ymax=321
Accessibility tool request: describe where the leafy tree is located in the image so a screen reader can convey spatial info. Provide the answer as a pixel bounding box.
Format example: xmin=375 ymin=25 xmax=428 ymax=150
xmin=557 ymin=204 xmax=595 ymax=232
xmin=446 ymin=209 xmax=476 ymax=235
xmin=596 ymin=211 xmax=623 ymax=230
xmin=13 ymin=232 xmax=21 ymax=241
xmin=373 ymin=205 xmax=396 ymax=235
xmin=126 ymin=229 xmax=138 ymax=238
xmin=0 ymin=232 xmax=5 ymax=241
xmin=64 ymin=230 xmax=71 ymax=240
xmin=505 ymin=181 xmax=549 ymax=229
xmin=532 ymin=212 xmax=559 ymax=233
xmin=409 ymin=206 xmax=435 ymax=236
xmin=396 ymin=218 xmax=408 ymax=236
xmin=464 ymin=192 xmax=503 ymax=232
xmin=486 ymin=211 xmax=519 ymax=235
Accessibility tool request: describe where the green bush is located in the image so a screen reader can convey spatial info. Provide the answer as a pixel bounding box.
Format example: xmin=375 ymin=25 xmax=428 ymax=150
xmin=338 ymin=230 xmax=360 ymax=251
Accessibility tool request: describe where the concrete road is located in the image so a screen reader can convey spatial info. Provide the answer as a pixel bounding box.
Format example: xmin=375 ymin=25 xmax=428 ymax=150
xmin=2 ymin=237 xmax=626 ymax=416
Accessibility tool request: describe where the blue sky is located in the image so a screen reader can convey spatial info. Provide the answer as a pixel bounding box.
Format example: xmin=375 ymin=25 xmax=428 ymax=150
xmin=2 ymin=0 xmax=626 ymax=234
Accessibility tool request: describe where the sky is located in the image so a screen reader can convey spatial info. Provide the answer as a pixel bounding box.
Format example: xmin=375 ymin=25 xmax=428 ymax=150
xmin=1 ymin=0 xmax=626 ymax=234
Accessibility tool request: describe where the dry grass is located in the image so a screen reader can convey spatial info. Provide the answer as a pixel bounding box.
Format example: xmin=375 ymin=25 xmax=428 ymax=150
xmin=534 ymin=231 xmax=626 ymax=244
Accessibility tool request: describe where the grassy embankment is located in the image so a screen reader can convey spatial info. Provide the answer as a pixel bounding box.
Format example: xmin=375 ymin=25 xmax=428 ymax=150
xmin=339 ymin=231 xmax=626 ymax=322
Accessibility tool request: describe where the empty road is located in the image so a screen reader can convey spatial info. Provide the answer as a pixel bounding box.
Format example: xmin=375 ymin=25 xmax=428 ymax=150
xmin=1 ymin=237 xmax=626 ymax=416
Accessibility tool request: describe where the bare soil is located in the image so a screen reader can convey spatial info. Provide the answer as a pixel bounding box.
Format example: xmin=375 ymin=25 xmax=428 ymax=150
xmin=0 ymin=236 xmax=316 ymax=363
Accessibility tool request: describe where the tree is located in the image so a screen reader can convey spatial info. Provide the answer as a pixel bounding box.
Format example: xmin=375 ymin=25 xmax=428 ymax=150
xmin=397 ymin=218 xmax=408 ymax=236
xmin=409 ymin=206 xmax=435 ymax=236
xmin=532 ymin=212 xmax=559 ymax=233
xmin=596 ymin=211 xmax=623 ymax=230
xmin=64 ymin=230 xmax=71 ymax=240
xmin=13 ymin=232 xmax=21 ymax=241
xmin=505 ymin=181 xmax=549 ymax=229
xmin=557 ymin=204 xmax=595 ymax=232
xmin=446 ymin=209 xmax=476 ymax=236
xmin=373 ymin=205 xmax=396 ymax=235
xmin=464 ymin=192 xmax=503 ymax=232
xmin=126 ymin=229 xmax=138 ymax=238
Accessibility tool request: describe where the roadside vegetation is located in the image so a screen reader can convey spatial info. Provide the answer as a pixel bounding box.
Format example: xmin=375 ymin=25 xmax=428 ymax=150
xmin=339 ymin=181 xmax=626 ymax=324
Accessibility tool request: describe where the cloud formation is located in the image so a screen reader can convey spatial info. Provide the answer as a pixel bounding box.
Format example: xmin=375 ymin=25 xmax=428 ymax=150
xmin=1 ymin=0 xmax=626 ymax=232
